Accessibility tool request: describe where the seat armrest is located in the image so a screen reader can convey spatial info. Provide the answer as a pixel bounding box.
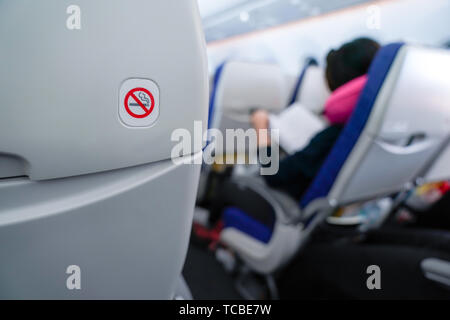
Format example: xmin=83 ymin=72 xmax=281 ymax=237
xmin=421 ymin=258 xmax=450 ymax=289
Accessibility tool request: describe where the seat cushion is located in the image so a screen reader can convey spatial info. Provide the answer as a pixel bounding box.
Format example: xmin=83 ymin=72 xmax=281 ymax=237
xmin=223 ymin=207 xmax=273 ymax=244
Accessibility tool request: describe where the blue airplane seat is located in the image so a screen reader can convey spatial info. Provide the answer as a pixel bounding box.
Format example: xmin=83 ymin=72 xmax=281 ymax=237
xmin=220 ymin=43 xmax=450 ymax=277
xmin=300 ymin=43 xmax=404 ymax=208
xmin=220 ymin=43 xmax=404 ymax=247
xmin=197 ymin=61 xmax=289 ymax=202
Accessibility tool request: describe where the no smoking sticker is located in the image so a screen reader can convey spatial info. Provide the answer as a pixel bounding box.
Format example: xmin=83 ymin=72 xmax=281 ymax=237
xmin=124 ymin=88 xmax=155 ymax=119
xmin=119 ymin=79 xmax=160 ymax=127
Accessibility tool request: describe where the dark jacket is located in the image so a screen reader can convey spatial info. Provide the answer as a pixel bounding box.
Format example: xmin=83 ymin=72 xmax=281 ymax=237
xmin=263 ymin=125 xmax=343 ymax=200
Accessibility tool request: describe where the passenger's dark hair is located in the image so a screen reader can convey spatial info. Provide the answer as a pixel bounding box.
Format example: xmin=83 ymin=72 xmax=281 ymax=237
xmin=325 ymin=37 xmax=380 ymax=91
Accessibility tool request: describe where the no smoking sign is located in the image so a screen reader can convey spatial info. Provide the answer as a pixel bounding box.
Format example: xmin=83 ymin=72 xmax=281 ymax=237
xmin=119 ymin=79 xmax=160 ymax=127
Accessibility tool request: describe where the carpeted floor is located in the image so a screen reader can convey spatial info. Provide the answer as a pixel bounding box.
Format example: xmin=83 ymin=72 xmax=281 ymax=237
xmin=182 ymin=243 xmax=243 ymax=300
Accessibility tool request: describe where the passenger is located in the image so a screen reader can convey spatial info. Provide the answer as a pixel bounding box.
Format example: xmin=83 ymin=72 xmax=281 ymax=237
xmin=208 ymin=38 xmax=380 ymax=225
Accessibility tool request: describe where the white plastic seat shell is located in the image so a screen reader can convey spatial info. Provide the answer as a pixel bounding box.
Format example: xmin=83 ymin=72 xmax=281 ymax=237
xmin=0 ymin=0 xmax=208 ymax=299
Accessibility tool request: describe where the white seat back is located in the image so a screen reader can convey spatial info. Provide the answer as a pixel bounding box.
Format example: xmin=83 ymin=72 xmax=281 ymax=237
xmin=330 ymin=45 xmax=450 ymax=203
xmin=0 ymin=0 xmax=207 ymax=299
xmin=420 ymin=137 xmax=450 ymax=183
xmin=211 ymin=61 xmax=289 ymax=132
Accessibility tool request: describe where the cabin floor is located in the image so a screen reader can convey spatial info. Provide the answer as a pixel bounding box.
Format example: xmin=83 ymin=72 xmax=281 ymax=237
xmin=183 ymin=241 xmax=243 ymax=300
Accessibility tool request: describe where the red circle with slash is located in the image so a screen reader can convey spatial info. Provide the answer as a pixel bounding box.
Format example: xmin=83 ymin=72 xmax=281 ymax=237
xmin=124 ymin=88 xmax=155 ymax=119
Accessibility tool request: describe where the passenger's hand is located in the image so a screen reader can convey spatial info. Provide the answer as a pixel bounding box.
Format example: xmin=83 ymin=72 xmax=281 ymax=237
xmin=251 ymin=109 xmax=271 ymax=147
xmin=251 ymin=109 xmax=269 ymax=130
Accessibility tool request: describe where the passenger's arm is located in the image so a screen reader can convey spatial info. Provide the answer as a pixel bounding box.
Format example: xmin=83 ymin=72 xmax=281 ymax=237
xmin=262 ymin=125 xmax=343 ymax=188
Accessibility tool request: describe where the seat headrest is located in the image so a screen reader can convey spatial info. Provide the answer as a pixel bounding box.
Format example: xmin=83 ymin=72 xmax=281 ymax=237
xmin=364 ymin=46 xmax=450 ymax=142
xmin=209 ymin=61 xmax=288 ymax=129
xmin=292 ymin=65 xmax=331 ymax=114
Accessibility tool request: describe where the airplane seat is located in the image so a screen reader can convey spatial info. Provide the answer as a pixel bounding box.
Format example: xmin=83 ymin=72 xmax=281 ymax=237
xmin=220 ymin=43 xmax=450 ymax=276
xmin=0 ymin=0 xmax=208 ymax=299
xmin=288 ymin=59 xmax=331 ymax=114
xmin=197 ymin=61 xmax=289 ymax=202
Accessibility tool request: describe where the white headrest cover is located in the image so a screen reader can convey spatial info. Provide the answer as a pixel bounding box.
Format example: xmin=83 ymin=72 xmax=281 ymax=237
xmin=368 ymin=46 xmax=450 ymax=141
xmin=217 ymin=62 xmax=288 ymax=114
xmin=296 ymin=66 xmax=330 ymax=114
